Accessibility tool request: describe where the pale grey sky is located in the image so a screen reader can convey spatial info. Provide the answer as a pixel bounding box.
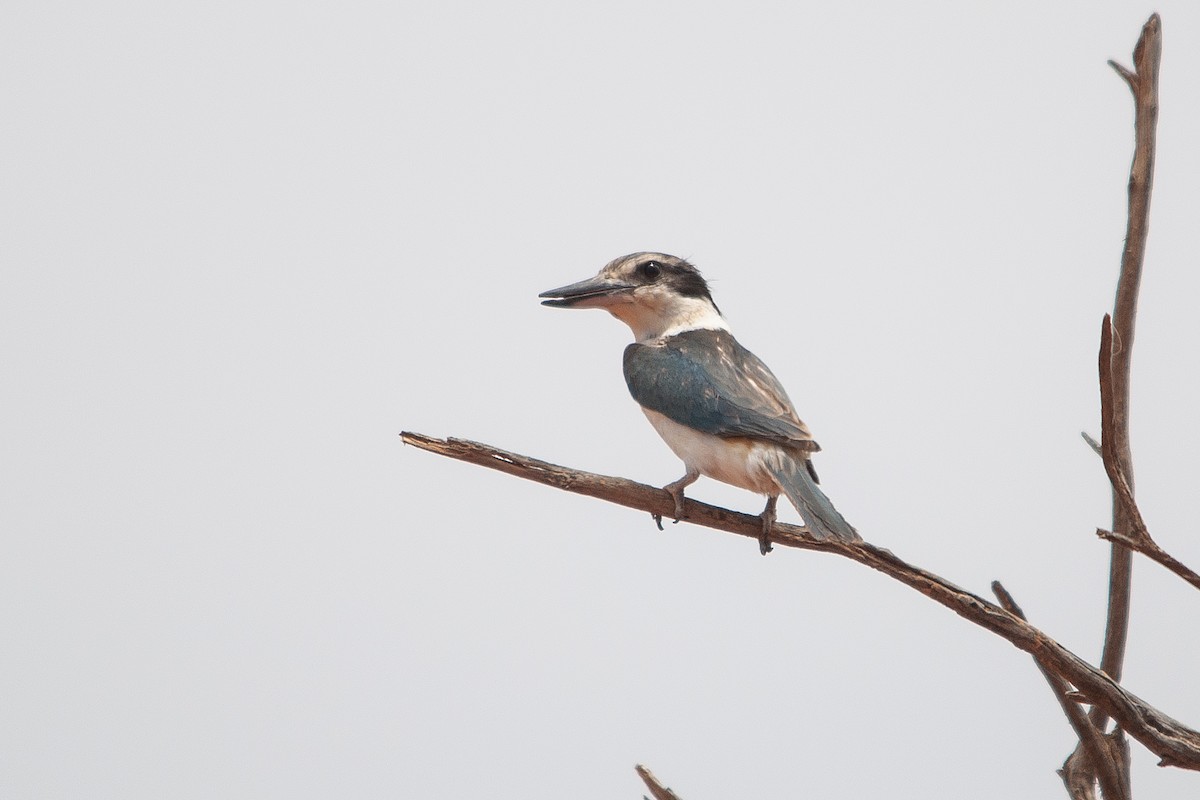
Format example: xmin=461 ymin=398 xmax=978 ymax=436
xmin=3 ymin=2 xmax=1199 ymax=798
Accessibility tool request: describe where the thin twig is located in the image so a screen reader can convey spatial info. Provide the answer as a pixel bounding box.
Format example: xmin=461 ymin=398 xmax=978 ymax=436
xmin=1096 ymin=529 xmax=1200 ymax=591
xmin=636 ymin=765 xmax=683 ymax=800
xmin=1098 ymin=314 xmax=1153 ymax=545
xmin=1096 ymin=315 xmax=1200 ymax=590
xmin=1080 ymin=432 xmax=1103 ymax=457
xmin=992 ymin=582 xmax=1125 ymax=800
xmin=401 ymin=431 xmax=1200 ymax=770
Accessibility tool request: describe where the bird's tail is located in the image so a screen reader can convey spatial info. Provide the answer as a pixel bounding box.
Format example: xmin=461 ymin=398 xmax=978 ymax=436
xmin=767 ymin=456 xmax=860 ymax=543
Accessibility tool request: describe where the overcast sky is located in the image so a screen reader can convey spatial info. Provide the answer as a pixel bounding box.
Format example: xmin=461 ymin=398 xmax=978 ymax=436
xmin=4 ymin=2 xmax=1200 ymax=798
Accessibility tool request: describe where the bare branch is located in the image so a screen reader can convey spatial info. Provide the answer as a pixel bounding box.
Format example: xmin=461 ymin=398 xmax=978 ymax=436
xmin=992 ymin=582 xmax=1126 ymax=800
xmin=989 ymin=580 xmax=1026 ymax=619
xmin=636 ymin=765 xmax=683 ymax=800
xmin=1092 ymin=11 xmax=1161 ymax=753
xmin=1107 ymin=60 xmax=1137 ymax=89
xmin=1097 ymin=529 xmax=1200 ymax=592
xmin=1060 ymin=748 xmax=1099 ymax=800
xmin=401 ymin=432 xmax=1200 ymax=770
xmin=1041 ymin=18 xmax=1169 ymax=797
xmin=1094 ymin=316 xmax=1200 ymax=591
xmin=1098 ymin=315 xmax=1151 ymax=544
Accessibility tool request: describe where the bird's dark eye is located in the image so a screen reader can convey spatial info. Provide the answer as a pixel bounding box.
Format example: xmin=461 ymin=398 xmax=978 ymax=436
xmin=640 ymin=261 xmax=662 ymax=280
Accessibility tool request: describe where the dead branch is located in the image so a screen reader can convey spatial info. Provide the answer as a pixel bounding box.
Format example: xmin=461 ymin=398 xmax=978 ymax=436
xmin=1095 ymin=9 xmax=1160 ymax=697
xmin=992 ymin=582 xmax=1126 ymax=800
xmin=635 ymin=765 xmax=683 ymax=800
xmin=1095 ymin=315 xmax=1200 ymax=591
xmin=400 ymin=431 xmax=1200 ymax=771
xmin=1095 ymin=528 xmax=1200 ymax=591
xmin=1059 ymin=14 xmax=1165 ymax=797
xmin=1098 ymin=314 xmax=1152 ymax=545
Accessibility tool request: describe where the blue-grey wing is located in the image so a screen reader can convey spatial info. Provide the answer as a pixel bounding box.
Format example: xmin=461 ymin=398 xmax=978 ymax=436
xmin=622 ymin=328 xmax=819 ymax=452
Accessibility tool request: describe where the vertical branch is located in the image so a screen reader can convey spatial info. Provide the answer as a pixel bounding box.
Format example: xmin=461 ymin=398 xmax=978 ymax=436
xmin=1095 ymin=10 xmax=1160 ymax=700
xmin=1071 ymin=13 xmax=1162 ymax=800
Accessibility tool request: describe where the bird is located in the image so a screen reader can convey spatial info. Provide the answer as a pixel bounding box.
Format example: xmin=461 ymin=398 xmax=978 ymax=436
xmin=539 ymin=252 xmax=859 ymax=554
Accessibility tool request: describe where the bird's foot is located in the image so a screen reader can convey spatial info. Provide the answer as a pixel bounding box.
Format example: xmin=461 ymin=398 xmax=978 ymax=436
xmin=661 ymin=473 xmax=696 ymax=525
xmin=669 ymin=490 xmax=686 ymax=524
xmin=758 ymin=496 xmax=778 ymax=555
xmin=651 ymin=494 xmax=684 ymax=530
xmin=650 ymin=470 xmax=698 ymax=531
xmin=758 ymin=521 xmax=774 ymax=555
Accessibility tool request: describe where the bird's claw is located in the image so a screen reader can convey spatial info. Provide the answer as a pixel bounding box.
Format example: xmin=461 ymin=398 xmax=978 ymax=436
xmin=649 ymin=511 xmax=682 ymax=532
xmin=759 ymin=497 xmax=777 ymax=555
xmin=652 ymin=473 xmax=698 ymax=532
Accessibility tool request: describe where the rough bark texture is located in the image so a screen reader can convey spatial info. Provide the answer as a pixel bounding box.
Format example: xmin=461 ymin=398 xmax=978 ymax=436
xmin=400 ymin=432 xmax=1200 ymax=773
xmin=636 ymin=765 xmax=684 ymax=800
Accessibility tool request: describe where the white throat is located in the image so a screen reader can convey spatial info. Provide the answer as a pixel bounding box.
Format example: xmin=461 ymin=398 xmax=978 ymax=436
xmin=608 ymin=290 xmax=730 ymax=343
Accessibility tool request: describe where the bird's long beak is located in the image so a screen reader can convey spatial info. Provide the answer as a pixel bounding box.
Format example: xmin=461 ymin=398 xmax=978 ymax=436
xmin=538 ymin=274 xmax=636 ymax=308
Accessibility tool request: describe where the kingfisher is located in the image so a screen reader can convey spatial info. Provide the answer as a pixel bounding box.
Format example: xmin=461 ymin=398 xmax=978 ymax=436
xmin=539 ymin=252 xmax=859 ymax=554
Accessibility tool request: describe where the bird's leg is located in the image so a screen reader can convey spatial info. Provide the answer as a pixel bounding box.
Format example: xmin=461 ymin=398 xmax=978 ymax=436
xmin=652 ymin=469 xmax=699 ymax=529
xmin=758 ymin=495 xmax=778 ymax=555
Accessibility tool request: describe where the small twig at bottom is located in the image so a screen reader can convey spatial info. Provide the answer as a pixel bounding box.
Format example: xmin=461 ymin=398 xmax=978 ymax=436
xmin=992 ymin=581 xmax=1126 ymax=800
xmin=636 ymin=765 xmax=683 ymax=800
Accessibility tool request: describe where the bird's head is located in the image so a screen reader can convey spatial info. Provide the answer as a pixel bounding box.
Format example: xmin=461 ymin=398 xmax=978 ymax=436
xmin=539 ymin=252 xmax=725 ymax=342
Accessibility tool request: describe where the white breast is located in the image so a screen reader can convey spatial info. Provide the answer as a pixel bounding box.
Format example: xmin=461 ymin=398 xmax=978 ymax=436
xmin=641 ymin=408 xmax=781 ymax=496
